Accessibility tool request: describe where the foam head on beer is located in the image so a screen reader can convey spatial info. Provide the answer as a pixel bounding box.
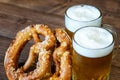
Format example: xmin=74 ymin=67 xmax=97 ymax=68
xmin=65 ymin=4 xmax=102 ymax=33
xmin=73 ymin=27 xmax=114 ymax=58
xmin=66 ymin=5 xmax=101 ymax=21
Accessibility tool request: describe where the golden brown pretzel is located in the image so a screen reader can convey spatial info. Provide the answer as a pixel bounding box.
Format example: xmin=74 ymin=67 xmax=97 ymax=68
xmin=4 ymin=24 xmax=55 ymax=80
xmin=49 ymin=28 xmax=72 ymax=80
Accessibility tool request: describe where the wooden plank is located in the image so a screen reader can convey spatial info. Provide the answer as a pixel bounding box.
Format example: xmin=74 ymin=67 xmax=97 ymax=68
xmin=0 ymin=66 xmax=7 ymax=80
xmin=0 ymin=0 xmax=66 ymax=12
xmin=112 ymin=50 xmax=120 ymax=67
xmin=110 ymin=65 xmax=120 ymax=80
xmin=0 ymin=2 xmax=64 ymax=25
xmin=0 ymin=36 xmax=10 ymax=79
xmin=0 ymin=2 xmax=64 ymax=24
xmin=0 ymin=0 xmax=71 ymax=18
xmin=0 ymin=3 xmax=64 ymax=38
xmin=0 ymin=17 xmax=63 ymax=39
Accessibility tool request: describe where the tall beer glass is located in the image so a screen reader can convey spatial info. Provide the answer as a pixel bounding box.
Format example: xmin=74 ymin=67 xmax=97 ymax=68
xmin=72 ymin=26 xmax=117 ymax=80
xmin=65 ymin=4 xmax=102 ymax=38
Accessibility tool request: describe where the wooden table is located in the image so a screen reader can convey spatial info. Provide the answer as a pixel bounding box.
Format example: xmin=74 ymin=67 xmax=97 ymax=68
xmin=0 ymin=0 xmax=119 ymax=80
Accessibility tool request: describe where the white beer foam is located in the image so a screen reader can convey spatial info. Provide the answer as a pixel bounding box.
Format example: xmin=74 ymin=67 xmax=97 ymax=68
xmin=73 ymin=27 xmax=114 ymax=58
xmin=66 ymin=5 xmax=100 ymax=21
xmin=65 ymin=5 xmax=102 ymax=32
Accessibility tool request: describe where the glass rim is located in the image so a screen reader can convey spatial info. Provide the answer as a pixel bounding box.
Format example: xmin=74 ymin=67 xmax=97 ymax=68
xmin=65 ymin=4 xmax=102 ymax=22
xmin=73 ymin=26 xmax=114 ymax=50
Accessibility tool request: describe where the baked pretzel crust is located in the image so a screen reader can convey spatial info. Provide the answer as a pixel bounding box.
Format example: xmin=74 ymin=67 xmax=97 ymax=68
xmin=49 ymin=28 xmax=72 ymax=80
xmin=4 ymin=25 xmax=72 ymax=80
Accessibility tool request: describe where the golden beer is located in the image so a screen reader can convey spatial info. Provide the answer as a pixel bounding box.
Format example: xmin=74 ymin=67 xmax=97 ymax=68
xmin=72 ymin=27 xmax=114 ymax=80
xmin=72 ymin=50 xmax=112 ymax=80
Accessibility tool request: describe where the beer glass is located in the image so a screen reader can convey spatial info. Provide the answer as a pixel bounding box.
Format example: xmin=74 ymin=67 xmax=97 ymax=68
xmin=72 ymin=25 xmax=118 ymax=80
xmin=65 ymin=4 xmax=102 ymax=38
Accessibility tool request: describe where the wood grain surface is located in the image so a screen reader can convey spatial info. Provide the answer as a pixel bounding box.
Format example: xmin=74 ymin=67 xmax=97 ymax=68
xmin=0 ymin=0 xmax=119 ymax=80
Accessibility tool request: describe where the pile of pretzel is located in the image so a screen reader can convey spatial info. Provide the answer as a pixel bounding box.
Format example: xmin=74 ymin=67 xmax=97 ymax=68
xmin=4 ymin=24 xmax=72 ymax=80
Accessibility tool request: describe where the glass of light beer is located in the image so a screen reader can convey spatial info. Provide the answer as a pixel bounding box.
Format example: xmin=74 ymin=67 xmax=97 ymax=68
xmin=65 ymin=4 xmax=102 ymax=38
xmin=72 ymin=26 xmax=118 ymax=80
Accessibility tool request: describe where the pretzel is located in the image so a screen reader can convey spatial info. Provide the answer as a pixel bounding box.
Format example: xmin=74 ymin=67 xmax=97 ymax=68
xmin=4 ymin=24 xmax=55 ymax=80
xmin=4 ymin=24 xmax=72 ymax=80
xmin=49 ymin=28 xmax=72 ymax=80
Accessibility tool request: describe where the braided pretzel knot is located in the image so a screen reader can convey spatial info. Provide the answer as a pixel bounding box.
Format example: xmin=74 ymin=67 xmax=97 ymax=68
xmin=49 ymin=28 xmax=72 ymax=80
xmin=4 ymin=24 xmax=55 ymax=80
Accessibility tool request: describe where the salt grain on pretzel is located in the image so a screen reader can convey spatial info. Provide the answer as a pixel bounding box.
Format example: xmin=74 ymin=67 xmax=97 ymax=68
xmin=4 ymin=24 xmax=55 ymax=80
